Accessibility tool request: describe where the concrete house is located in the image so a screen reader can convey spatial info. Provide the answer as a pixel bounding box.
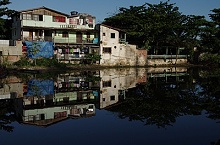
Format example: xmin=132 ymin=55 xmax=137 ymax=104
xmin=10 ymin=6 xmax=147 ymax=66
xmin=97 ymin=24 xmax=147 ymax=66
xmin=11 ymin=6 xmax=99 ymax=63
xmin=11 ymin=6 xmax=97 ymax=43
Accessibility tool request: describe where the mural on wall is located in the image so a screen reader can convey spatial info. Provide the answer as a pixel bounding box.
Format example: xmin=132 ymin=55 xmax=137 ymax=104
xmin=25 ymin=41 xmax=54 ymax=59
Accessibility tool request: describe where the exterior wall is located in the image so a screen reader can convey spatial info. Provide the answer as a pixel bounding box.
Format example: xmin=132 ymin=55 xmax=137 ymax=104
xmin=99 ymin=25 xmax=146 ymax=66
xmin=147 ymin=58 xmax=188 ymax=66
xmin=12 ymin=10 xmax=96 ymax=41
xmin=137 ymin=49 xmax=147 ymax=66
xmin=12 ymin=16 xmax=22 ymax=40
xmin=21 ymin=15 xmax=95 ymax=30
xmin=53 ymin=31 xmax=96 ymax=44
xmin=0 ymin=41 xmax=23 ymax=64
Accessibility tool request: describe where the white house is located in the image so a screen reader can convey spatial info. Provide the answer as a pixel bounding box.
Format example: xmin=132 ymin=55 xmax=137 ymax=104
xmin=98 ymin=24 xmax=147 ymax=66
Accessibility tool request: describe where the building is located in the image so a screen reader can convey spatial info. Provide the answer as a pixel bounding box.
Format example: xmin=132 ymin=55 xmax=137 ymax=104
xmin=97 ymin=24 xmax=147 ymax=66
xmin=10 ymin=6 xmax=147 ymax=66
xmin=0 ymin=40 xmax=22 ymax=65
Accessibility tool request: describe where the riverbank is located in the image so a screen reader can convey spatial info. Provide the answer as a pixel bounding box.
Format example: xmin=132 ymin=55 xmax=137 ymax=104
xmin=5 ymin=63 xmax=202 ymax=73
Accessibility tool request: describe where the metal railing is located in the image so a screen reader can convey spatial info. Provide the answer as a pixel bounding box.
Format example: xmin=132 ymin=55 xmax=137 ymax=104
xmin=22 ymin=36 xmax=99 ymax=44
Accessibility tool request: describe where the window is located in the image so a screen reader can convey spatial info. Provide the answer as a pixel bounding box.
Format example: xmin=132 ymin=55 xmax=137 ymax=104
xmin=53 ymin=16 xmax=66 ymax=22
xmin=103 ymin=80 xmax=111 ymax=88
xmin=22 ymin=14 xmax=43 ymax=21
xmin=103 ymin=47 xmax=111 ymax=54
xmin=110 ymin=95 xmax=115 ymax=101
xmin=39 ymin=15 xmax=43 ymax=21
xmin=103 ymin=33 xmax=105 ymax=36
xmin=22 ymin=14 xmax=27 ymax=19
xmin=111 ymin=33 xmax=115 ymax=38
xmin=26 ymin=14 xmax=32 ymax=20
xmin=69 ymin=18 xmax=79 ymax=25
xmin=62 ymin=31 xmax=68 ymax=37
xmin=33 ymin=15 xmax=39 ymax=21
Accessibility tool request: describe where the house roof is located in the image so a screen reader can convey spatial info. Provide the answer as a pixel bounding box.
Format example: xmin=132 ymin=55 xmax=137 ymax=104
xmin=17 ymin=6 xmax=69 ymax=16
xmin=99 ymin=24 xmax=126 ymax=32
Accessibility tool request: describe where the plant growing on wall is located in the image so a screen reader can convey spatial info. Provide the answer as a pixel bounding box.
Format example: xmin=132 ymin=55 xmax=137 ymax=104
xmin=85 ymin=53 xmax=101 ymax=64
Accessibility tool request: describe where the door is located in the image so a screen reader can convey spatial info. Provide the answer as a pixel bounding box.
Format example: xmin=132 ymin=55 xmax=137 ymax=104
xmin=29 ymin=30 xmax=33 ymax=41
xmin=86 ymin=32 xmax=90 ymax=43
xmin=76 ymin=32 xmax=82 ymax=43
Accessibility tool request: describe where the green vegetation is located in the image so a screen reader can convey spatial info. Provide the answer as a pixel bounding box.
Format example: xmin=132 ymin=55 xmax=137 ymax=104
xmin=103 ymin=1 xmax=220 ymax=65
xmin=13 ymin=57 xmax=67 ymax=68
xmin=0 ymin=0 xmax=15 ymax=39
xmin=0 ymin=0 xmax=220 ymax=66
xmin=84 ymin=53 xmax=101 ymax=64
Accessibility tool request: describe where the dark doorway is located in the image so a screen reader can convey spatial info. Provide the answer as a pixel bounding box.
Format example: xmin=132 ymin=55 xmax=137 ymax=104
xmin=76 ymin=32 xmax=82 ymax=43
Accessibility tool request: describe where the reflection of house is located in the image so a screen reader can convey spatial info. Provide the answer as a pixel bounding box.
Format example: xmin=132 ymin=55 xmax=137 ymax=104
xmin=55 ymin=74 xmax=100 ymax=103
xmin=0 ymin=76 xmax=23 ymax=99
xmin=15 ymin=99 xmax=95 ymax=126
xmin=99 ymin=68 xmax=147 ymax=109
xmin=147 ymin=67 xmax=188 ymax=84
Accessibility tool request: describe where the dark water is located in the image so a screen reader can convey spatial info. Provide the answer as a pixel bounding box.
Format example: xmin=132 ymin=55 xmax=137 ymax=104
xmin=0 ymin=67 xmax=220 ymax=145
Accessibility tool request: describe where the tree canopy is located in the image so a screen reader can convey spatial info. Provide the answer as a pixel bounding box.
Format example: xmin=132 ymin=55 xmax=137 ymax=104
xmin=103 ymin=1 xmax=220 ymax=64
xmin=0 ymin=0 xmax=14 ymax=39
xmin=103 ymin=1 xmax=207 ymax=50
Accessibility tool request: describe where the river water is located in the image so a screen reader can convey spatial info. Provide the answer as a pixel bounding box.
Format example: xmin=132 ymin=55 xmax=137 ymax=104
xmin=0 ymin=67 xmax=220 ymax=145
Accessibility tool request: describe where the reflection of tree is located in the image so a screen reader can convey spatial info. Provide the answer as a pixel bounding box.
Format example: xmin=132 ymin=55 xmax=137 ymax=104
xmin=0 ymin=100 xmax=15 ymax=132
xmin=196 ymin=69 xmax=220 ymax=122
xmin=107 ymin=73 xmax=204 ymax=128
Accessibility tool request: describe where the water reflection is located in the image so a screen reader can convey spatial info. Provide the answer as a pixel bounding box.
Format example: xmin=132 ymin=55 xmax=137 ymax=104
xmin=0 ymin=67 xmax=220 ymax=134
xmin=0 ymin=68 xmax=147 ymax=131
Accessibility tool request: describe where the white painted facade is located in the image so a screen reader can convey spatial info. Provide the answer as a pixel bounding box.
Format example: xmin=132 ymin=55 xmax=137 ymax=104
xmin=99 ymin=24 xmax=146 ymax=66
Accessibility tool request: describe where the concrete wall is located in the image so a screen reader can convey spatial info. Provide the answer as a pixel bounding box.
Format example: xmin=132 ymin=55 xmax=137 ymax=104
xmin=99 ymin=25 xmax=147 ymax=66
xmin=137 ymin=49 xmax=147 ymax=66
xmin=147 ymin=58 xmax=188 ymax=66
xmin=0 ymin=41 xmax=23 ymax=64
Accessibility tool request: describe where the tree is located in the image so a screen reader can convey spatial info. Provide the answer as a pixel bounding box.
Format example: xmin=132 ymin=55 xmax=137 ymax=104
xmin=200 ymin=8 xmax=220 ymax=54
xmin=198 ymin=8 xmax=220 ymax=65
xmin=103 ymin=3 xmax=148 ymax=47
xmin=0 ymin=0 xmax=15 ymax=39
xmin=103 ymin=1 xmax=203 ymax=52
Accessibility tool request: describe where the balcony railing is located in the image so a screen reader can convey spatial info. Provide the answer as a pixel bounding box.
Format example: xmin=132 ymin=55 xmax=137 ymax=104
xmin=22 ymin=36 xmax=99 ymax=44
xmin=23 ymin=36 xmax=53 ymax=42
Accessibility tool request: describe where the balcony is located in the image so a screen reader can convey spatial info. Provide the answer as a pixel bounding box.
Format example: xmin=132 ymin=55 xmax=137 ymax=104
xmin=22 ymin=36 xmax=99 ymax=45
xmin=54 ymin=37 xmax=99 ymax=44
xmin=22 ymin=36 xmax=53 ymax=42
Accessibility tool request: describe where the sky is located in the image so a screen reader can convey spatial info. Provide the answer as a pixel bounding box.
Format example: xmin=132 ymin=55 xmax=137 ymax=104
xmin=7 ymin=0 xmax=220 ymax=23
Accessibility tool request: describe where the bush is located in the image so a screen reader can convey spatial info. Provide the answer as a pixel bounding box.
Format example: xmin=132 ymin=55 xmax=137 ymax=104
xmin=199 ymin=53 xmax=220 ymax=66
xmin=13 ymin=57 xmax=67 ymax=68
